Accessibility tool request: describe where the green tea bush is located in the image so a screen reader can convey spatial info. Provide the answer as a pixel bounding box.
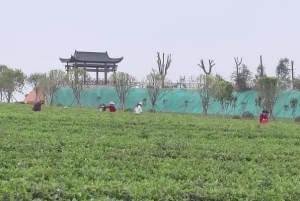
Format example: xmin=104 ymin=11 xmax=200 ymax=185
xmin=0 ymin=103 xmax=300 ymax=200
xmin=232 ymin=115 xmax=241 ymax=119
xmin=124 ymin=108 xmax=134 ymax=112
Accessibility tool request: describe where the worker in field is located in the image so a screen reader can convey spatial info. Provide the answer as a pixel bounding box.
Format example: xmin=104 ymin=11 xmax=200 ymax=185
xmin=259 ymin=110 xmax=269 ymax=124
xmin=135 ymin=102 xmax=143 ymax=114
xmin=101 ymin=101 xmax=116 ymax=112
xmin=32 ymin=100 xmax=45 ymax=112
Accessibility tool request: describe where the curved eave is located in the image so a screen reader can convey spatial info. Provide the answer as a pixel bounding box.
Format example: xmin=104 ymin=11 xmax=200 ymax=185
xmin=59 ymin=58 xmax=71 ymax=63
xmin=73 ymin=57 xmax=124 ymax=64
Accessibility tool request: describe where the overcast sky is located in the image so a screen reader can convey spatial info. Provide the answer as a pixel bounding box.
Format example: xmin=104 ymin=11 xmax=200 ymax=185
xmin=1 ymin=0 xmax=300 ymax=101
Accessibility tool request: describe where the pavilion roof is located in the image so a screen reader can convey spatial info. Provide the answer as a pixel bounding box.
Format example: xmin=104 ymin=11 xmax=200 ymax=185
xmin=60 ymin=50 xmax=123 ymax=64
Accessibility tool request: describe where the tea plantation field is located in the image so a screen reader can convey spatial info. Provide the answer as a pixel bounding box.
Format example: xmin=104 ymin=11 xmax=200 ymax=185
xmin=1 ymin=103 xmax=300 ymax=200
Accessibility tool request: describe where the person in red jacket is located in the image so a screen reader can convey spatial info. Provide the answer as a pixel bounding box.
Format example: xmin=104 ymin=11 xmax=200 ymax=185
xmin=259 ymin=110 xmax=269 ymax=124
xmin=102 ymin=101 xmax=116 ymax=112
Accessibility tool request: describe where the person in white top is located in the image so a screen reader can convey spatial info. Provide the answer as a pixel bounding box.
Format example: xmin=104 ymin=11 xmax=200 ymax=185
xmin=135 ymin=102 xmax=143 ymax=114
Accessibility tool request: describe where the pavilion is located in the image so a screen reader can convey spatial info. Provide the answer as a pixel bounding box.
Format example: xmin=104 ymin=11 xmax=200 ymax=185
xmin=59 ymin=50 xmax=123 ymax=85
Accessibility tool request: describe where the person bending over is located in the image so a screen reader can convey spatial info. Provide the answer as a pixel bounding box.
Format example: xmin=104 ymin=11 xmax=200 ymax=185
xmin=135 ymin=102 xmax=143 ymax=114
xmin=102 ymin=101 xmax=116 ymax=112
xmin=259 ymin=110 xmax=269 ymax=124
xmin=32 ymin=100 xmax=45 ymax=112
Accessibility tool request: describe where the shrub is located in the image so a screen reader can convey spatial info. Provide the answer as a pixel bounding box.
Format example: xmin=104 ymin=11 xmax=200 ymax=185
xmin=232 ymin=115 xmax=241 ymax=119
xmin=124 ymin=108 xmax=134 ymax=112
xmin=295 ymin=116 xmax=300 ymax=123
xmin=242 ymin=111 xmax=254 ymax=119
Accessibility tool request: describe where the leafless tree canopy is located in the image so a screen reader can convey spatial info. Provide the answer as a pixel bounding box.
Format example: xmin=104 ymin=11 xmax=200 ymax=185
xmin=198 ymin=59 xmax=215 ymax=75
xmin=157 ymin=52 xmax=171 ymax=88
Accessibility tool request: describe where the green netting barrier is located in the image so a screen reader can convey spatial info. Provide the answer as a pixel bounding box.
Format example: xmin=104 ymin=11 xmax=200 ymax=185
xmin=52 ymin=87 xmax=300 ymax=118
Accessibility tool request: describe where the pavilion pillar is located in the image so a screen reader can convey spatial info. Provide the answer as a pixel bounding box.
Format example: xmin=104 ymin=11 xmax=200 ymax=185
xmin=104 ymin=63 xmax=108 ymax=85
xmin=84 ymin=62 xmax=86 ymax=84
xmin=66 ymin=62 xmax=69 ymax=73
xmin=74 ymin=62 xmax=78 ymax=83
xmin=113 ymin=63 xmax=116 ymax=72
xmin=96 ymin=67 xmax=99 ymax=85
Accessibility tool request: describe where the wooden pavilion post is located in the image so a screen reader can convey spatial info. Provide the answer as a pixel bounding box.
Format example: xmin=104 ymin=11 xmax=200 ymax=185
xmin=66 ymin=62 xmax=69 ymax=73
xmin=104 ymin=63 xmax=108 ymax=84
xmin=96 ymin=67 xmax=99 ymax=85
xmin=83 ymin=62 xmax=86 ymax=84
xmin=113 ymin=63 xmax=116 ymax=72
xmin=74 ymin=61 xmax=78 ymax=82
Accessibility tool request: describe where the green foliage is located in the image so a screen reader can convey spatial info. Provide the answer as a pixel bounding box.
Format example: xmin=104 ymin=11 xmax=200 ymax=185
xmin=196 ymin=75 xmax=215 ymax=115
xmin=67 ymin=69 xmax=90 ymax=107
xmin=293 ymin=77 xmax=300 ymax=91
xmin=1 ymin=104 xmax=300 ymax=200
xmin=0 ymin=67 xmax=26 ymax=102
xmin=27 ymin=73 xmax=46 ymax=89
xmin=232 ymin=64 xmax=253 ymax=92
xmin=109 ymin=72 xmax=135 ymax=110
xmin=39 ymin=69 xmax=68 ymax=105
xmin=256 ymin=63 xmax=266 ymax=78
xmin=276 ymin=58 xmax=290 ymax=81
xmin=255 ymin=76 xmax=283 ymax=118
xmin=143 ymin=69 xmax=171 ymax=111
xmin=212 ymin=79 xmax=234 ymax=115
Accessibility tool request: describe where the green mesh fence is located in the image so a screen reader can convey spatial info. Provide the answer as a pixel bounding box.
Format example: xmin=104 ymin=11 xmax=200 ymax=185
xmin=52 ymin=87 xmax=300 ymax=118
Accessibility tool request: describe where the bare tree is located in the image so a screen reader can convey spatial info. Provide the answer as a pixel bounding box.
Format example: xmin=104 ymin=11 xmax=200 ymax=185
xmin=110 ymin=72 xmax=136 ymax=110
xmin=157 ymin=52 xmax=171 ymax=88
xmin=39 ymin=69 xmax=68 ymax=105
xmin=197 ymin=59 xmax=215 ymax=115
xmin=198 ymin=59 xmax=215 ymax=75
xmin=143 ymin=69 xmax=171 ymax=112
xmin=68 ymin=69 xmax=91 ymax=107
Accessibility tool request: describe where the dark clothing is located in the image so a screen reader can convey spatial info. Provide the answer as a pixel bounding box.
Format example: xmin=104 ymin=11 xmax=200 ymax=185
xmin=104 ymin=105 xmax=116 ymax=112
xmin=32 ymin=102 xmax=42 ymax=111
xmin=259 ymin=113 xmax=268 ymax=123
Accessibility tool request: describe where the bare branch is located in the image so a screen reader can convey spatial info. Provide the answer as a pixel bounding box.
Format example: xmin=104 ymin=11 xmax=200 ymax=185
xmin=157 ymin=52 xmax=172 ymax=88
xmin=198 ymin=59 xmax=215 ymax=75
xmin=234 ymin=57 xmax=243 ymax=69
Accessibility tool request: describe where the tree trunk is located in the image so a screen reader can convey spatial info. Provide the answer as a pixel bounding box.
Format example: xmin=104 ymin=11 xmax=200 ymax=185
xmin=151 ymin=103 xmax=155 ymax=113
xmin=7 ymin=92 xmax=12 ymax=103
xmin=35 ymin=87 xmax=38 ymax=102
xmin=76 ymin=95 xmax=81 ymax=107
xmin=121 ymin=101 xmax=125 ymax=111
xmin=202 ymin=105 xmax=208 ymax=115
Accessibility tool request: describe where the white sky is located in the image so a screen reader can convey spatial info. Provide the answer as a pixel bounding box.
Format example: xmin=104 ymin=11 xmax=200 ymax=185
xmin=1 ymin=0 xmax=300 ymax=101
